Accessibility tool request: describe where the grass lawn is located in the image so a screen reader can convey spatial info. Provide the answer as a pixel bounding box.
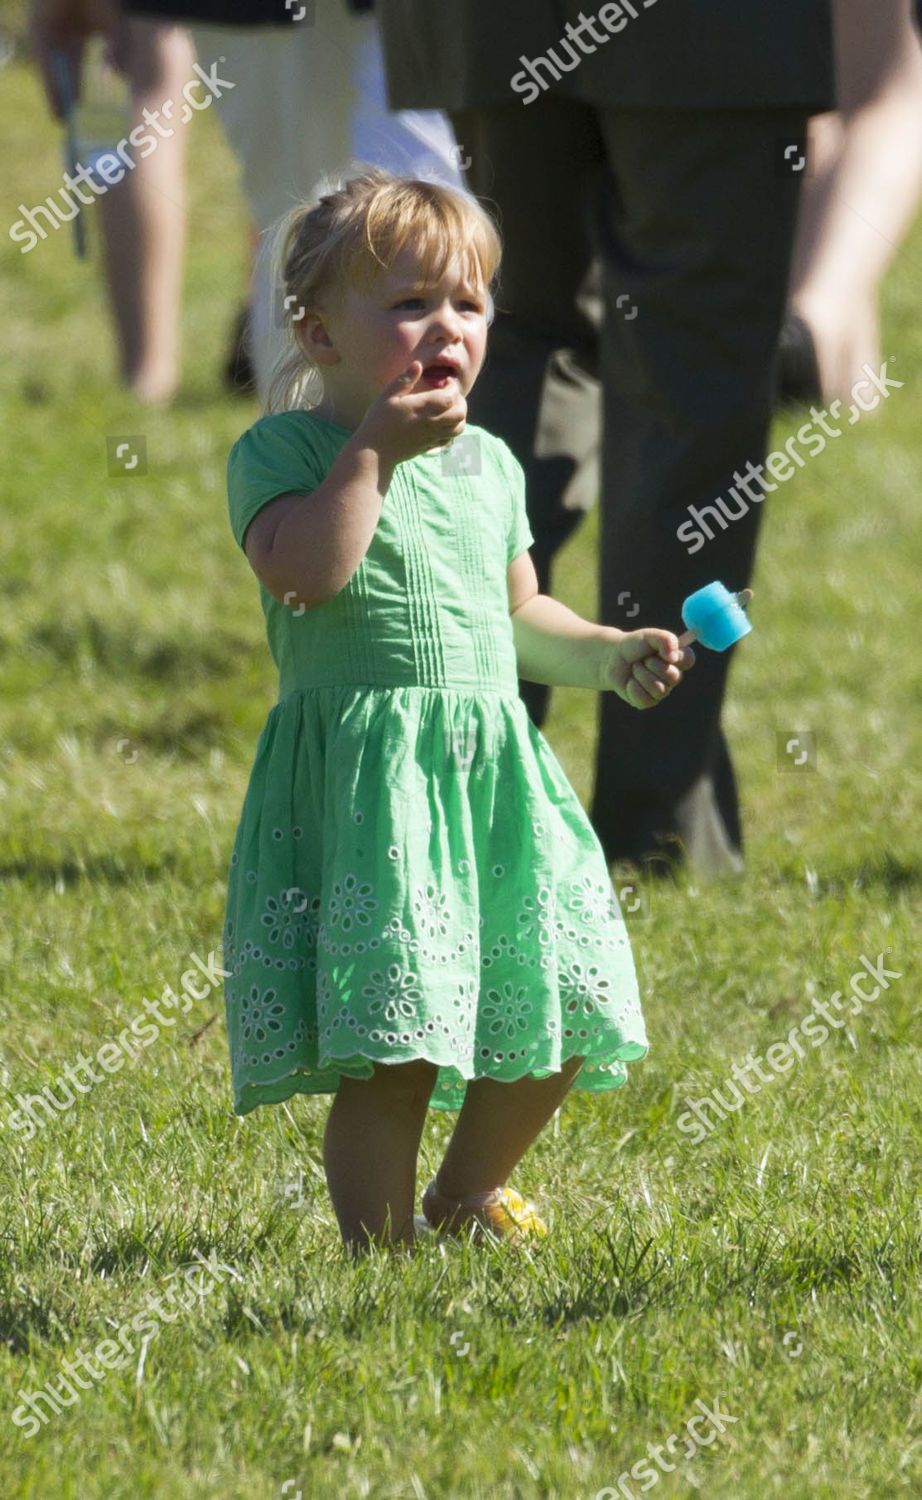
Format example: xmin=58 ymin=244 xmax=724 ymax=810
xmin=1 ymin=33 xmax=921 ymax=1500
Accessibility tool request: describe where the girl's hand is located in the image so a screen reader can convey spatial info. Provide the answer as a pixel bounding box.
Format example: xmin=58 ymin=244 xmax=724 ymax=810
xmin=355 ymin=362 xmax=468 ymax=468
xmin=599 ymin=628 xmax=695 ymax=709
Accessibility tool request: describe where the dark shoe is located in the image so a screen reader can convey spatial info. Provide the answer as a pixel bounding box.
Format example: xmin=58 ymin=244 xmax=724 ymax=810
xmin=609 ymin=838 xmax=685 ymax=882
xmin=604 ymin=777 xmax=744 ymax=882
xmin=775 ymin=312 xmax=821 ymax=408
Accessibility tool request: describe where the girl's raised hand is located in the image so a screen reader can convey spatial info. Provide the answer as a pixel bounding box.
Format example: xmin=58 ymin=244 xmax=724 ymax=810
xmin=599 ymin=628 xmax=696 ymax=710
xmin=356 ymin=362 xmax=468 ymax=467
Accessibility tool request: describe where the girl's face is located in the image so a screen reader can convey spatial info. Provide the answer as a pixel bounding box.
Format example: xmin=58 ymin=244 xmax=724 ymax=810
xmin=300 ymin=244 xmax=489 ymax=432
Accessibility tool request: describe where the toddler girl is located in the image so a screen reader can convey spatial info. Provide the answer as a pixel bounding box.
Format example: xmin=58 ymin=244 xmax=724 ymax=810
xmin=222 ymin=169 xmax=694 ymax=1255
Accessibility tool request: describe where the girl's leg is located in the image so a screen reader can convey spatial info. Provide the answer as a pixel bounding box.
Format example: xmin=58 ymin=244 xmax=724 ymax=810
xmin=323 ymin=1059 xmax=438 ymax=1254
xmin=434 ymin=1056 xmax=585 ymax=1203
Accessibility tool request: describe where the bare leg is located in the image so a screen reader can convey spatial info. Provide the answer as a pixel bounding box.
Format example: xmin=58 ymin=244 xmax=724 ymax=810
xmin=323 ymin=1059 xmax=438 ymax=1254
xmin=96 ymin=17 xmax=194 ymax=405
xmin=790 ymin=0 xmax=922 ymax=397
xmin=434 ymin=1055 xmax=585 ymax=1202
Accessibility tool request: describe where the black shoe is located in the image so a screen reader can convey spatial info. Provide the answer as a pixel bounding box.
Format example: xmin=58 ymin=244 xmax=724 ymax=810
xmin=602 ymin=776 xmax=745 ymax=882
xmin=608 ymin=835 xmax=686 ymax=882
xmin=224 ymin=303 xmax=256 ymax=395
xmin=775 ymin=312 xmax=821 ymax=408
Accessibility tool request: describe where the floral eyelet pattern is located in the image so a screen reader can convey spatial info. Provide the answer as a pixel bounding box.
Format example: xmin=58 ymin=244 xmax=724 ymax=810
xmin=220 ymin=682 xmax=645 ymax=1115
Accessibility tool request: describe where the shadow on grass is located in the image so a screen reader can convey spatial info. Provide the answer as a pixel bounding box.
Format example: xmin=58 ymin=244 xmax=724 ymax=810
xmin=5 ymin=1208 xmax=920 ymax=1356
xmin=817 ymin=853 xmax=922 ymax=897
xmin=839 ymin=858 xmax=917 ymax=888
xmin=0 ymin=852 xmax=185 ymax=888
xmin=0 ymin=1212 xmax=288 ymax=1355
xmin=24 ymin=617 xmax=255 ymax=683
xmin=90 ymin=709 xmax=229 ymax=758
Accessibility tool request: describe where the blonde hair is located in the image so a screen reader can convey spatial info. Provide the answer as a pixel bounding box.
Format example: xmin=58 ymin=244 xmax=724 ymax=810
xmin=265 ymin=167 xmax=502 ymax=415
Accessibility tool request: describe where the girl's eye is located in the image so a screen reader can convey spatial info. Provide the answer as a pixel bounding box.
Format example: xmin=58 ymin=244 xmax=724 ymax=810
xmin=394 ymin=297 xmax=483 ymax=313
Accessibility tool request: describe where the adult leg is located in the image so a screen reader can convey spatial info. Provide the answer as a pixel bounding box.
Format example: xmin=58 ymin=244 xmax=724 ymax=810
xmin=96 ymin=17 xmax=194 ymax=404
xmin=449 ymin=101 xmax=606 ymax=728
xmin=790 ymin=0 xmax=922 ymax=397
xmin=590 ymin=107 xmax=809 ymax=876
xmin=323 ymin=1058 xmax=438 ymax=1252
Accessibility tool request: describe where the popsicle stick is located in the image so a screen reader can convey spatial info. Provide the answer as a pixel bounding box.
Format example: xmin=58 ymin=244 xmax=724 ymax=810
xmin=678 ymin=588 xmax=752 ymax=648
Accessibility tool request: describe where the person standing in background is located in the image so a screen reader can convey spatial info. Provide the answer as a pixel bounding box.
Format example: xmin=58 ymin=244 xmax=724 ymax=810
xmin=378 ymin=0 xmax=835 ymax=879
xmin=28 ymin=0 xmax=194 ymax=404
xmin=782 ymin=0 xmax=922 ymax=402
xmin=27 ymin=0 xmax=466 ymax=405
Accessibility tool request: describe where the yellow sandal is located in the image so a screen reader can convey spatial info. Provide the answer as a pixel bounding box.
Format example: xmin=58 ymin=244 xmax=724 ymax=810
xmin=421 ymin=1177 xmax=547 ymax=1247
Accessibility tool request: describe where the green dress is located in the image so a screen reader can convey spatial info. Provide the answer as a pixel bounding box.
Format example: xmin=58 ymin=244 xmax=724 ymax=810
xmin=222 ymin=409 xmax=647 ymax=1115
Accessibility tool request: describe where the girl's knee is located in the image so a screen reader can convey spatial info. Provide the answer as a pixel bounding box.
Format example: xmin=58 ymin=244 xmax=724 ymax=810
xmin=370 ymin=1058 xmax=439 ymax=1105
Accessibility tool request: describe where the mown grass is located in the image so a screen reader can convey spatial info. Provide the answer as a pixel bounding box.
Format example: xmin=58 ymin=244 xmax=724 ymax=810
xmin=1 ymin=35 xmax=921 ymax=1500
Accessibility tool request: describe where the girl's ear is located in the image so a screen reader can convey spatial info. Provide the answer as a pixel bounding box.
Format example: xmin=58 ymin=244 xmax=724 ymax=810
xmin=296 ymin=311 xmax=339 ymax=366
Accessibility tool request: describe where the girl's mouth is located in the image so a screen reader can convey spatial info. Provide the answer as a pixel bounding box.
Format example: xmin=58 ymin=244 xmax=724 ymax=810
xmin=420 ymin=363 xmax=460 ymax=388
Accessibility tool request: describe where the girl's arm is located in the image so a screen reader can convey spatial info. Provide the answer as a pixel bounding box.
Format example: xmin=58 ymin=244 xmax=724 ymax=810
xmin=244 ymin=437 xmax=395 ymax=610
xmin=244 ymin=363 xmax=465 ymax=610
xmin=508 ymin=551 xmax=693 ymax=706
xmin=511 ymin=594 xmax=622 ymax=690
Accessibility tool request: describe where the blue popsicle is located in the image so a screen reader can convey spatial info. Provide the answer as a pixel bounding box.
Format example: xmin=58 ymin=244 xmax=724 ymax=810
xmin=679 ymin=581 xmax=752 ymax=651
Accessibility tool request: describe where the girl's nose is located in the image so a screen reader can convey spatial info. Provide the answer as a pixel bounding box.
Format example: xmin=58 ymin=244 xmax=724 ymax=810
xmin=429 ymin=303 xmax=462 ymax=339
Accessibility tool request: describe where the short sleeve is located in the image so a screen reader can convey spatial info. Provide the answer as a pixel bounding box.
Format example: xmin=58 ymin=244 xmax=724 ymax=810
xmin=226 ymin=413 xmax=328 ymax=552
xmin=495 ymin=438 xmax=534 ymax=564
